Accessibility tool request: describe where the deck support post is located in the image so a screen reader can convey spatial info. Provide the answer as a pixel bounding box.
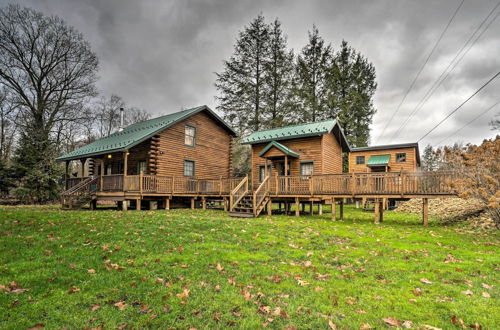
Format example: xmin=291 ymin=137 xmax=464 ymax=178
xmin=136 ymin=199 xmax=141 ymax=210
xmin=202 ymin=197 xmax=206 ymax=210
xmin=301 ymin=202 xmax=305 ymax=213
xmin=379 ymin=199 xmax=384 ymax=222
xmin=267 ymin=198 xmax=272 ymax=216
xmin=150 ymin=201 xmax=158 ymax=210
xmin=191 ymin=197 xmax=195 ymax=209
xmin=223 ymin=197 xmax=228 ymax=211
xmin=374 ymin=198 xmax=380 ymax=224
xmin=362 ymin=198 xmax=366 ymax=209
xmin=295 ymin=198 xmax=300 ymax=217
xmin=90 ymin=199 xmax=97 ymax=210
xmin=332 ymin=198 xmax=336 ymax=221
xmin=356 ymin=200 xmax=360 ymax=209
xmin=319 ymin=202 xmax=323 ymax=215
xmin=339 ymin=200 xmax=344 ymax=220
xmin=422 ymin=198 xmax=429 ymax=226
xmin=122 ymin=200 xmax=128 ymax=211
xmin=310 ymin=201 xmax=314 ymax=215
xmin=165 ymin=198 xmax=170 ymax=210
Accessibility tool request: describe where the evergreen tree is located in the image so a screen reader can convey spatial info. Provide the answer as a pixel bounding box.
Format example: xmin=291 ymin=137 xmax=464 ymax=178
xmin=292 ymin=25 xmax=333 ymax=123
xmin=263 ymin=19 xmax=295 ymax=128
xmin=328 ymin=40 xmax=377 ymax=147
xmin=421 ymin=144 xmax=439 ymax=171
xmin=215 ymin=15 xmax=270 ymax=134
xmin=12 ymin=124 xmax=61 ymax=203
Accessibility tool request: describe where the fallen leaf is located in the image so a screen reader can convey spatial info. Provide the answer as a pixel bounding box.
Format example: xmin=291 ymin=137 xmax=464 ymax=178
xmin=481 ymin=283 xmax=493 ymax=289
xmin=481 ymin=292 xmax=491 ymax=298
xmin=420 ymin=278 xmax=432 ymax=284
xmin=328 ymin=319 xmax=337 ymax=329
xmin=67 ymin=286 xmax=80 ymax=294
xmin=91 ymin=304 xmax=100 ymax=311
xmin=114 ymin=301 xmax=127 ymax=310
xmin=176 ymin=288 xmax=190 ymax=298
xmin=27 ymin=324 xmax=44 ymax=330
xmin=402 ymin=320 xmax=413 ymax=328
xmin=462 ymin=290 xmax=473 ymax=296
xmin=356 ymin=309 xmax=366 ymax=314
xmin=383 ymin=318 xmax=401 ymax=327
xmin=214 ymin=285 xmax=221 ymax=292
xmin=360 ymin=324 xmax=373 ymax=329
xmin=451 ymin=315 xmax=466 ymax=329
xmin=216 ymin=263 xmax=224 ymax=272
xmin=87 ymin=269 xmax=96 ymax=274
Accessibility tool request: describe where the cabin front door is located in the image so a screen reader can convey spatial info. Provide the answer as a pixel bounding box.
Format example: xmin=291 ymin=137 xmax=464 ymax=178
xmin=274 ymin=161 xmax=291 ymax=176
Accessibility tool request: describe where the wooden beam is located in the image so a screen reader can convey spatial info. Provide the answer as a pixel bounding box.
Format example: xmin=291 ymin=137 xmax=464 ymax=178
xmin=339 ymin=199 xmax=344 ymax=220
xmin=202 ymin=197 xmax=206 ymax=210
xmin=267 ymin=198 xmax=272 ymax=216
xmin=122 ymin=200 xmax=128 ymax=211
xmin=191 ymin=197 xmax=195 ymax=209
xmin=374 ymin=198 xmax=380 ymax=224
xmin=80 ymin=159 xmax=86 ymax=177
xmin=422 ymin=198 xmax=429 ymax=227
xmin=136 ymin=198 xmax=141 ymax=210
xmin=223 ymin=197 xmax=228 ymax=211
xmin=379 ymin=199 xmax=384 ymax=223
xmin=100 ymin=159 xmax=104 ymax=192
xmin=123 ymin=151 xmax=128 ymax=176
xmin=319 ymin=202 xmax=323 ymax=215
xmin=165 ymin=198 xmax=170 ymax=210
xmin=295 ymin=197 xmax=299 ymax=217
xmin=331 ymin=198 xmax=336 ymax=221
xmin=64 ymin=160 xmax=69 ymax=190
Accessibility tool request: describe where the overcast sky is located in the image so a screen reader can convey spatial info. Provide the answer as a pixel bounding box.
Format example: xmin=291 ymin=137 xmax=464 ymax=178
xmin=5 ymin=0 xmax=500 ymax=147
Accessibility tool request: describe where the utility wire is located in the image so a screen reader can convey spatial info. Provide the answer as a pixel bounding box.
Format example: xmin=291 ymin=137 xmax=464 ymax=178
xmin=434 ymin=99 xmax=500 ymax=146
xmin=377 ymin=0 xmax=465 ymax=142
xmin=391 ymin=1 xmax=500 ymax=141
xmin=418 ymin=71 xmax=500 ymax=142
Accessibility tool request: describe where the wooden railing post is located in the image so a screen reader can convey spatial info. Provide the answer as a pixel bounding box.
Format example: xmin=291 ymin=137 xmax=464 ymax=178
xmin=219 ymin=176 xmax=223 ymax=195
xmin=351 ymin=172 xmax=355 ymax=196
xmin=139 ymin=170 xmax=143 ymax=195
xmin=400 ymin=171 xmax=405 ymax=197
xmin=309 ymin=176 xmax=314 ymax=195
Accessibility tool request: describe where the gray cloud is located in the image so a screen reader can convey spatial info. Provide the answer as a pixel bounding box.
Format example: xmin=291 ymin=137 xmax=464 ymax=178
xmin=5 ymin=0 xmax=500 ymax=147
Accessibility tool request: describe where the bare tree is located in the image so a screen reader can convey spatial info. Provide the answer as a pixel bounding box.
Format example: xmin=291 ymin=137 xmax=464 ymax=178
xmin=0 ymin=4 xmax=98 ymax=142
xmin=0 ymin=88 xmax=18 ymax=163
xmin=125 ymin=107 xmax=151 ymax=126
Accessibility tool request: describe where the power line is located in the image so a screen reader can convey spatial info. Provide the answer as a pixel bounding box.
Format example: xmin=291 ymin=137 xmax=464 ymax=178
xmin=377 ymin=0 xmax=465 ymax=141
xmin=434 ymin=99 xmax=500 ymax=146
xmin=418 ymin=70 xmax=500 ymax=142
xmin=390 ymin=1 xmax=500 ymax=141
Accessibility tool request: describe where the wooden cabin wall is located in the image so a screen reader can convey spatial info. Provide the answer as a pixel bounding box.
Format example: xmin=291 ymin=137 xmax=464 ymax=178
xmin=154 ymin=111 xmax=233 ymax=178
xmin=348 ymin=147 xmax=418 ymax=173
xmin=321 ymin=132 xmax=343 ymax=174
xmin=99 ymin=139 xmax=151 ymax=175
xmin=251 ymin=136 xmax=323 ymax=188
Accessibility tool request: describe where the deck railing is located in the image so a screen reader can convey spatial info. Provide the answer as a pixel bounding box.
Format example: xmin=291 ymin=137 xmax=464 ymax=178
xmin=230 ymin=175 xmax=249 ymax=211
xmin=253 ymin=176 xmax=270 ymax=216
xmin=67 ymin=171 xmax=457 ymax=197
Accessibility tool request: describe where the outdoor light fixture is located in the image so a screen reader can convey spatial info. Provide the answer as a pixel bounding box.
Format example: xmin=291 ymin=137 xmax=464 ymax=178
xmin=107 ymin=154 xmax=112 ymax=159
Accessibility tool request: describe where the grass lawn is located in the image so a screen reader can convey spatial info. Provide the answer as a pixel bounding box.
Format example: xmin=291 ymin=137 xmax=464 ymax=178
xmin=0 ymin=205 xmax=498 ymax=329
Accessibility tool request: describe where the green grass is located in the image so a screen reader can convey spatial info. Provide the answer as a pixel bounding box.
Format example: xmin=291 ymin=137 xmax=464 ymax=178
xmin=0 ymin=205 xmax=498 ymax=329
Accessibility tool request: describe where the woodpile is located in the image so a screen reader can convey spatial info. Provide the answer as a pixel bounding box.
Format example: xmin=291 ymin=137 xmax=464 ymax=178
xmin=396 ymin=198 xmax=496 ymax=230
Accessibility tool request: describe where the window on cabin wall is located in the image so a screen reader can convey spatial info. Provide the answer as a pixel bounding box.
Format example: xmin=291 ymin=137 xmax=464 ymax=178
xmin=356 ymin=156 xmax=365 ymax=165
xmin=185 ymin=125 xmax=196 ymax=146
xmin=184 ymin=160 xmax=195 ymax=177
xmin=396 ymin=153 xmax=406 ymax=162
xmin=137 ymin=160 xmax=147 ymax=174
xmin=258 ymin=165 xmax=272 ymax=182
xmin=300 ymin=162 xmax=314 ymax=176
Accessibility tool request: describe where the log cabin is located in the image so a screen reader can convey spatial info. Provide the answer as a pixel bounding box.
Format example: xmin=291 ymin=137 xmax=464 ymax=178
xmin=57 ymin=105 xmax=237 ymax=209
xmin=348 ymin=143 xmax=420 ymax=173
xmin=241 ymin=119 xmax=351 ymax=190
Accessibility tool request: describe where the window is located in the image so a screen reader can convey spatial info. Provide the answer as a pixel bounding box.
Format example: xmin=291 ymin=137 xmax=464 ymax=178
xmin=396 ymin=153 xmax=406 ymax=163
xmin=258 ymin=165 xmax=271 ymax=182
xmin=184 ymin=125 xmax=196 ymax=146
xmin=184 ymin=160 xmax=195 ymax=177
xmin=356 ymin=156 xmax=365 ymax=165
xmin=300 ymin=162 xmax=314 ymax=176
xmin=137 ymin=160 xmax=147 ymax=174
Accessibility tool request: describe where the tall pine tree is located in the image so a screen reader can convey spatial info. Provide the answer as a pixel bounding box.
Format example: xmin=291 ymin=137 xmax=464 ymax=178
xmin=328 ymin=40 xmax=377 ymax=147
xmin=215 ymin=15 xmax=270 ymax=133
xmin=292 ymin=26 xmax=333 ymax=123
xmin=264 ymin=19 xmax=295 ymax=128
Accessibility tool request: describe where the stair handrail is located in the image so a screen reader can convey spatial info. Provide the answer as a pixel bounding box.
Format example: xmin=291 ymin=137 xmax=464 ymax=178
xmin=253 ymin=176 xmax=270 ymax=216
xmin=62 ymin=177 xmax=93 ymax=196
xmin=230 ymin=175 xmax=248 ymax=211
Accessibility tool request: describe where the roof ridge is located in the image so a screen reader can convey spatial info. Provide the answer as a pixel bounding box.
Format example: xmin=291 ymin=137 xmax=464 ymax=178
xmin=247 ymin=118 xmax=336 ymax=135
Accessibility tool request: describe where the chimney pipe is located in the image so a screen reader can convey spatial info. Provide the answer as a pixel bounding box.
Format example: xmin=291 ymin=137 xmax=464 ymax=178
xmin=119 ymin=107 xmax=124 ymax=132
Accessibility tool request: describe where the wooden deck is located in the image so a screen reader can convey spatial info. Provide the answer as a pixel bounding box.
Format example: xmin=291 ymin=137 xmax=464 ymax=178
xmin=66 ymin=170 xmax=457 ymax=198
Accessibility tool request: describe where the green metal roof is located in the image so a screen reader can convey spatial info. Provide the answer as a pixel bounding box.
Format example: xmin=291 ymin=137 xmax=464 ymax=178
xmin=367 ymin=154 xmax=391 ymax=166
xmin=243 ymin=119 xmax=337 ymax=144
xmin=56 ymin=105 xmax=236 ymax=161
xmin=259 ymin=141 xmax=299 ymax=158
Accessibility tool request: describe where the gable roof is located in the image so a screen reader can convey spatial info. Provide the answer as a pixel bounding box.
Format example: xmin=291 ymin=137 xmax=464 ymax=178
xmin=351 ymin=142 xmax=420 ymax=165
xmin=57 ymin=105 xmax=236 ymax=161
xmin=242 ymin=119 xmax=351 ymax=151
xmin=259 ymin=141 xmax=300 ymax=158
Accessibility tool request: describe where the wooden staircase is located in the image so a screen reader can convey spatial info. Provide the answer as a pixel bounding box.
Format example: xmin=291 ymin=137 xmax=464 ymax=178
xmin=61 ymin=177 xmax=99 ymax=209
xmin=229 ymin=176 xmax=270 ymax=218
